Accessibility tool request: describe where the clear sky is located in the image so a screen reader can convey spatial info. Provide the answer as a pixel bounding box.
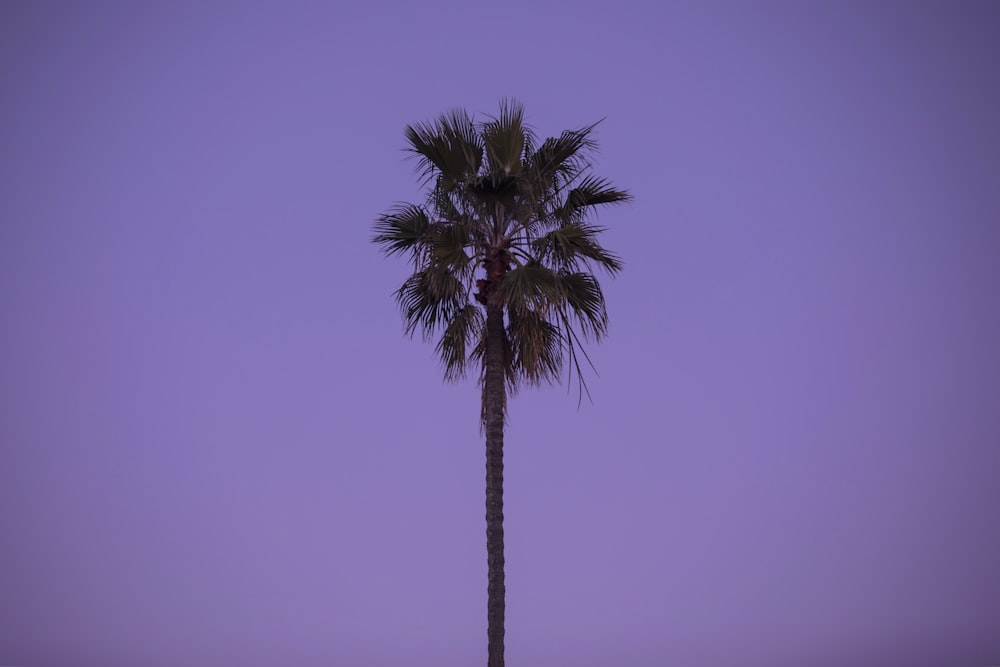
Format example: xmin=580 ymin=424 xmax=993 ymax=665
xmin=2 ymin=2 xmax=998 ymax=666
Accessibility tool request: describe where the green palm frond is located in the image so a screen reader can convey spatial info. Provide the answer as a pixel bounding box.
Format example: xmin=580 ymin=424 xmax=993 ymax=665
xmin=395 ymin=266 xmax=465 ymax=340
xmin=526 ymin=123 xmax=598 ymax=189
xmin=429 ymin=222 xmax=473 ymax=274
xmin=428 ymin=181 xmax=459 ymax=219
xmin=559 ymin=271 xmax=609 ymax=339
xmin=531 ymin=222 xmax=623 ymax=274
xmin=508 ymin=308 xmax=562 ymax=385
xmin=559 ymin=175 xmax=633 ymax=221
xmin=482 ymin=99 xmax=529 ymax=177
xmin=436 ymin=304 xmax=484 ymax=381
xmin=405 ymin=108 xmax=483 ymax=187
xmin=498 ymin=263 xmax=565 ymax=314
xmin=372 ymin=204 xmax=431 ymax=259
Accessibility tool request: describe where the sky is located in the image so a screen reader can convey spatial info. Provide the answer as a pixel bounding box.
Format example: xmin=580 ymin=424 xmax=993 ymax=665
xmin=1 ymin=2 xmax=998 ymax=666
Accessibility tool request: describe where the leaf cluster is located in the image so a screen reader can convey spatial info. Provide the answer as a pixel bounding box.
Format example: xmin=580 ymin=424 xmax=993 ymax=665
xmin=373 ymin=99 xmax=630 ymax=406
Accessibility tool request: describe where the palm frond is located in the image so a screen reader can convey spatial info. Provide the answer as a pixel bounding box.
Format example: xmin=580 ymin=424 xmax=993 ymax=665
xmin=508 ymin=308 xmax=562 ymax=385
xmin=372 ymin=204 xmax=431 ymax=258
xmin=513 ymin=125 xmax=628 ymax=240
xmin=559 ymin=271 xmax=609 ymax=339
xmin=556 ymin=308 xmax=599 ymax=407
xmin=428 ymin=179 xmax=460 ymax=219
xmin=482 ymin=98 xmax=530 ymax=177
xmin=429 ymin=222 xmax=473 ymax=275
xmin=531 ymin=222 xmax=624 ymax=274
xmin=405 ymin=108 xmax=483 ymax=187
xmin=498 ymin=263 xmax=565 ymax=314
xmin=526 ymin=122 xmax=599 ymax=190
xmin=435 ymin=304 xmax=485 ymax=381
xmin=559 ymin=175 xmax=633 ymax=221
xmin=395 ymin=266 xmax=465 ymax=340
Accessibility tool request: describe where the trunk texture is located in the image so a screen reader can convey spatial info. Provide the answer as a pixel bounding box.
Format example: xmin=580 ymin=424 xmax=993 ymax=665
xmin=484 ymin=302 xmax=506 ymax=667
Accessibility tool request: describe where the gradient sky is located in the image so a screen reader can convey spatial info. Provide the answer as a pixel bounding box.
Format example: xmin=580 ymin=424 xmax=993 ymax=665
xmin=2 ymin=2 xmax=999 ymax=666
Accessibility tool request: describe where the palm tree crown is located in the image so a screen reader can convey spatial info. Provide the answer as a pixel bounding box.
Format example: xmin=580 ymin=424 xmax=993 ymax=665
xmin=373 ymin=99 xmax=630 ymax=406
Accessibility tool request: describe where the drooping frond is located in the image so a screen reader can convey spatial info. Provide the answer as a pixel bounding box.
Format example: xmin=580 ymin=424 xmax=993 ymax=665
xmin=559 ymin=271 xmax=610 ymax=339
xmin=497 ymin=266 xmax=610 ymax=390
xmin=507 ymin=307 xmax=562 ymax=384
xmin=498 ymin=263 xmax=564 ymax=315
xmin=395 ymin=266 xmax=465 ymax=340
xmin=555 ymin=307 xmax=599 ymax=406
xmin=436 ymin=303 xmax=485 ymax=381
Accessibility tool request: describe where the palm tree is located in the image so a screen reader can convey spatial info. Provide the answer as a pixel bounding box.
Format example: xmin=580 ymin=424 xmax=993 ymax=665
xmin=372 ymin=99 xmax=630 ymax=667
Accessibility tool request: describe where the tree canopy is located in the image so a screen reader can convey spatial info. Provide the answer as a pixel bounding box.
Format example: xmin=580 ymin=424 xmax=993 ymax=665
xmin=373 ymin=100 xmax=630 ymax=408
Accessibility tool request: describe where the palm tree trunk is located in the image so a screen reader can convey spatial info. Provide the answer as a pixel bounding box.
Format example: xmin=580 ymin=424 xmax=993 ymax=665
xmin=484 ymin=302 xmax=506 ymax=667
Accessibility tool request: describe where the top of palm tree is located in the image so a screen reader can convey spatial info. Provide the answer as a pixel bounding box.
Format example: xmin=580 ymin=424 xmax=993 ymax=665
xmin=373 ymin=99 xmax=630 ymax=408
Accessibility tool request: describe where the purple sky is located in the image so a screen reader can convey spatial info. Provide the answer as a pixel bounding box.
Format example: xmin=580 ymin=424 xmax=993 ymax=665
xmin=2 ymin=2 xmax=999 ymax=666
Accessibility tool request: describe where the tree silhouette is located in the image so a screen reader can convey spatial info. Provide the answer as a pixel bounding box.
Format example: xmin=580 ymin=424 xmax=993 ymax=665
xmin=373 ymin=99 xmax=630 ymax=667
